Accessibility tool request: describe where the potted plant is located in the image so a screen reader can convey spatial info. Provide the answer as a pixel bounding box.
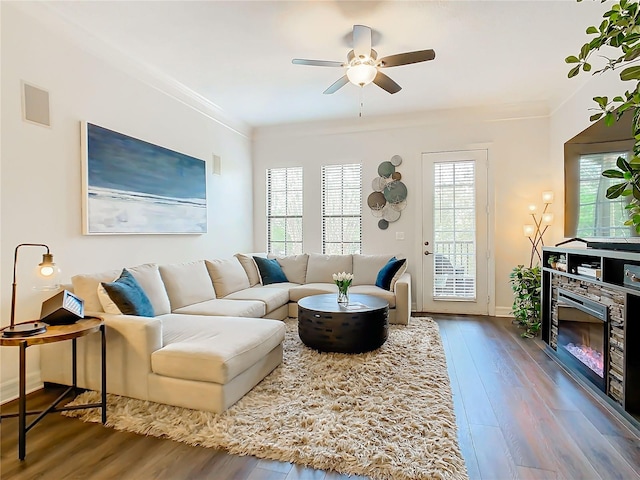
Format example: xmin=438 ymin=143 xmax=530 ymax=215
xmin=566 ymin=0 xmax=640 ymax=234
xmin=509 ymin=265 xmax=542 ymax=338
xmin=548 ymin=255 xmax=559 ymax=269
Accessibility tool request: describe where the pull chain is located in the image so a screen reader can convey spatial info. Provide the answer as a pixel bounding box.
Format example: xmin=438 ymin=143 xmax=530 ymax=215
xmin=359 ymin=86 xmax=364 ymax=118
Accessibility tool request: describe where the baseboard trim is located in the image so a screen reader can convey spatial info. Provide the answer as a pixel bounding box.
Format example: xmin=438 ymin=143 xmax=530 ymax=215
xmin=1 ymin=371 xmax=43 ymax=405
xmin=494 ymin=306 xmax=514 ymax=317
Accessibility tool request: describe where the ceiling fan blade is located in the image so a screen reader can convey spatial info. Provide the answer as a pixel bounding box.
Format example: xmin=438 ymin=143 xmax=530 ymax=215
xmin=353 ymin=25 xmax=372 ymax=60
xmin=323 ymin=75 xmax=349 ymax=94
xmin=373 ymin=71 xmax=402 ymax=94
xmin=292 ymin=59 xmax=345 ymax=67
xmin=378 ymin=49 xmax=436 ymax=68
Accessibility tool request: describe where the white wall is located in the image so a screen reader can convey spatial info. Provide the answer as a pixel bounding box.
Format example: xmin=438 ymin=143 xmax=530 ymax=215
xmin=0 ymin=4 xmax=254 ymax=403
xmin=253 ymin=106 xmax=553 ymax=315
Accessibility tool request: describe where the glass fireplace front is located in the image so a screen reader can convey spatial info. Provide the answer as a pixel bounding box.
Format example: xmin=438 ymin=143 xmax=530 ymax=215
xmin=556 ymin=288 xmax=608 ymax=392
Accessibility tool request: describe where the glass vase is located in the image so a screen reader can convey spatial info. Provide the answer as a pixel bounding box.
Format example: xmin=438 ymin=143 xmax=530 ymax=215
xmin=337 ymin=288 xmax=349 ymax=306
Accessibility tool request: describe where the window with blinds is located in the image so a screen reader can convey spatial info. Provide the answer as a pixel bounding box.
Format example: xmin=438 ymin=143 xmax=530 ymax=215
xmin=433 ymin=161 xmax=476 ymax=299
xmin=577 ymin=152 xmax=629 ymax=238
xmin=266 ymin=167 xmax=303 ymax=255
xmin=322 ymin=163 xmax=362 ymax=254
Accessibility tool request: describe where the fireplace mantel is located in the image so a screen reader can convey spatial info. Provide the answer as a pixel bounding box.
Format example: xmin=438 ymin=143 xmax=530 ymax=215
xmin=542 ymin=246 xmax=640 ymax=430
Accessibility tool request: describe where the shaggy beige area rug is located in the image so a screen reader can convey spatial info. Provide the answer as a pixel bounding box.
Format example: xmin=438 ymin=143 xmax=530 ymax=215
xmin=65 ymin=317 xmax=468 ymax=480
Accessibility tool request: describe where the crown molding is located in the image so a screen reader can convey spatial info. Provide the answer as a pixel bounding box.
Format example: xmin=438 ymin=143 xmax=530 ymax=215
xmin=11 ymin=2 xmax=251 ymax=139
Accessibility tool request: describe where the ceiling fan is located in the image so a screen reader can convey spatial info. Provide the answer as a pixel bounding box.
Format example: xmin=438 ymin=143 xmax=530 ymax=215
xmin=292 ymin=24 xmax=436 ymax=95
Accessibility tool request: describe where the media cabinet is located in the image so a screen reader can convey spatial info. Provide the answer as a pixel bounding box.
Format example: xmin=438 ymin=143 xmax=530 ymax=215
xmin=541 ymin=246 xmax=640 ymax=429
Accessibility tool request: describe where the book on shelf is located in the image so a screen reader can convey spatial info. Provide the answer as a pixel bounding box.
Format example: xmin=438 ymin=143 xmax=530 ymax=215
xmin=576 ymin=265 xmax=602 ymax=279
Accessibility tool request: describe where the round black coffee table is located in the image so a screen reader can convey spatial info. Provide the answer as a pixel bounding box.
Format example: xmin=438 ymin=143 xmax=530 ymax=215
xmin=297 ymin=293 xmax=389 ymax=353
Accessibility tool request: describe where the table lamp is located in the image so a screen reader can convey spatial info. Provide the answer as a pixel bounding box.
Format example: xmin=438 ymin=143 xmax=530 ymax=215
xmin=2 ymin=243 xmax=60 ymax=337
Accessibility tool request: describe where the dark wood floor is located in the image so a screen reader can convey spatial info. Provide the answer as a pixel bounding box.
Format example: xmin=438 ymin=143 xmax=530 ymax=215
xmin=1 ymin=315 xmax=639 ymax=479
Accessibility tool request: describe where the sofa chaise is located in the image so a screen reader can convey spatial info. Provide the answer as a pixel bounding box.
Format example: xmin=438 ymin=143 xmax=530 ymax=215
xmin=40 ymin=253 xmax=411 ymax=413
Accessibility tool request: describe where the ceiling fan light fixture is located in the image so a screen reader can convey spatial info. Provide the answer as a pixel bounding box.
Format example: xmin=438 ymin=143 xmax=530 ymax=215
xmin=347 ymin=63 xmax=377 ymax=87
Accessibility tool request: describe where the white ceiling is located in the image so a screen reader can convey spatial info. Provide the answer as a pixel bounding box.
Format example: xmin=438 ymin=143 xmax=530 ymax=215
xmin=37 ymin=0 xmax=608 ymax=128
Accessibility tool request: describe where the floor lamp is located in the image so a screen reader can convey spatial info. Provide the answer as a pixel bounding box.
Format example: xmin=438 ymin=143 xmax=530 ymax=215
xmin=523 ymin=191 xmax=554 ymax=269
xmin=2 ymin=243 xmax=60 ymax=337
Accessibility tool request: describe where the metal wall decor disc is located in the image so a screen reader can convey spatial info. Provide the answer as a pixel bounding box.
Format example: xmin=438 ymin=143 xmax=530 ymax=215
xmin=382 ymin=206 xmax=401 ymax=222
xmin=371 ymin=177 xmax=387 ymax=192
xmin=367 ymin=191 xmax=387 ymax=210
xmin=377 ymin=161 xmax=395 ymax=178
xmin=378 ymin=219 xmax=389 ymax=230
xmin=391 ymin=172 xmax=402 ymax=181
xmin=390 ymin=200 xmax=407 ymax=211
xmin=371 ymin=208 xmax=384 ymax=218
xmin=390 ymin=155 xmax=402 ymax=166
xmin=383 ymin=180 xmax=408 ymax=204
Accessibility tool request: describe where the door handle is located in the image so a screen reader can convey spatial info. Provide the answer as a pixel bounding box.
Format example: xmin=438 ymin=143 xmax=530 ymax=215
xmin=424 ymin=251 xmax=432 ymax=256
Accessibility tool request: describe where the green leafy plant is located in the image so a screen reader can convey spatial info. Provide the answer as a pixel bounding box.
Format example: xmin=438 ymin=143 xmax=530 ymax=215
xmin=547 ymin=255 xmax=559 ymax=266
xmin=566 ymin=0 xmax=640 ymax=234
xmin=509 ymin=265 xmax=542 ymax=338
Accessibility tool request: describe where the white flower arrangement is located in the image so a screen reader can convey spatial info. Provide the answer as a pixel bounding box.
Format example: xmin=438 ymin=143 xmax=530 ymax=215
xmin=333 ymin=272 xmax=354 ymax=294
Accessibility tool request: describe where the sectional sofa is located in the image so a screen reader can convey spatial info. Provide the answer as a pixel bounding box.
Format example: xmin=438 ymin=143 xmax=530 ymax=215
xmin=40 ymin=253 xmax=411 ymax=413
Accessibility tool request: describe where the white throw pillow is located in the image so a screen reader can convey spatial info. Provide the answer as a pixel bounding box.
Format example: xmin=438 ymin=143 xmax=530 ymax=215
xmin=97 ymin=282 xmax=122 ymax=314
xmin=206 ymin=258 xmax=251 ymax=297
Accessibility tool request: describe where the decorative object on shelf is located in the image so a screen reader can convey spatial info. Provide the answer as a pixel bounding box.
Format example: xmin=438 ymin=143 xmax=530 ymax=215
xmin=509 ymin=264 xmax=542 ymax=338
xmin=333 ymin=271 xmax=353 ymax=306
xmin=547 ymin=255 xmax=559 ymax=269
xmin=522 ymin=190 xmax=554 ymax=268
xmin=82 ymin=122 xmax=207 ymax=235
xmin=2 ymin=243 xmax=60 ymax=338
xmin=369 ymin=155 xmax=408 ymax=229
xmin=566 ymin=1 xmax=640 ymax=234
xmin=40 ymin=290 xmax=84 ymax=325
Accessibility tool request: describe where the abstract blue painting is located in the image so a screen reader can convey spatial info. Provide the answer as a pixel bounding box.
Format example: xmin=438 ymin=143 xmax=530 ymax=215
xmin=82 ymin=122 xmax=207 ymax=234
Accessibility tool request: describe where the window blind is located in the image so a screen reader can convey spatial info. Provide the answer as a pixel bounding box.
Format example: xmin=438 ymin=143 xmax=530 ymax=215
xmin=266 ymin=167 xmax=303 ymax=255
xmin=322 ymin=163 xmax=362 ymax=254
xmin=433 ymin=161 xmax=476 ymax=299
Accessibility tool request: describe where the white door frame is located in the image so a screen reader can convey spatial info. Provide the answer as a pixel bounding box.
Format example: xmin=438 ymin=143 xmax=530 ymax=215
xmin=416 ymin=146 xmax=496 ymax=315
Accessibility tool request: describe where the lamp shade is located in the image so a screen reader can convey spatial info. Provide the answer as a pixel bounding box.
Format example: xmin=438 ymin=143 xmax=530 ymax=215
xmin=542 ymin=191 xmax=555 ymax=204
xmin=542 ymin=212 xmax=554 ymax=225
xmin=528 ymin=204 xmax=537 ymax=212
xmin=347 ymin=64 xmax=377 ymax=86
xmin=523 ymin=224 xmax=535 ymax=237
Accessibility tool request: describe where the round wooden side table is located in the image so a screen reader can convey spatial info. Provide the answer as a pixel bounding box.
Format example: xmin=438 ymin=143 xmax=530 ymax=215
xmin=0 ymin=317 xmax=107 ymax=460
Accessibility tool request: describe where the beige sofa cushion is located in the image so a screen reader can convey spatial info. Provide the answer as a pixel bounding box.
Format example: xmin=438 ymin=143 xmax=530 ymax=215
xmin=206 ymin=258 xmax=250 ymax=297
xmin=349 ymin=285 xmax=396 ymax=308
xmin=152 ymin=315 xmax=285 ymax=384
xmin=289 ymin=283 xmax=337 ymax=302
xmin=305 ymin=254 xmax=353 ymax=283
xmin=159 ymin=260 xmax=216 ymax=310
xmin=235 ymin=253 xmax=265 ymax=287
xmin=224 ymin=286 xmax=290 ymax=313
xmin=72 ymin=269 xmax=121 ymax=312
xmin=172 ymin=298 xmax=265 ymax=318
xmin=352 ymin=254 xmax=394 ymax=286
xmin=267 ymin=254 xmax=309 ymax=284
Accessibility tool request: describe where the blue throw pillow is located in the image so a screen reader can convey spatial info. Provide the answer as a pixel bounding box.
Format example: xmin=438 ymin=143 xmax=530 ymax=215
xmin=101 ymin=269 xmax=154 ymax=317
xmin=376 ymin=257 xmax=407 ymax=291
xmin=253 ymin=256 xmax=288 ymax=285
